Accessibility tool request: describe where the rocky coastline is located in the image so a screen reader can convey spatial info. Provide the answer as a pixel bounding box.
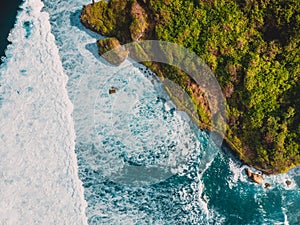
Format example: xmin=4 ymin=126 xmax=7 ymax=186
xmin=80 ymin=0 xmax=300 ymax=176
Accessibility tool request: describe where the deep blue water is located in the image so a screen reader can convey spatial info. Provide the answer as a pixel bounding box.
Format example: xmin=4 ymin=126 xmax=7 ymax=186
xmin=0 ymin=0 xmax=23 ymax=63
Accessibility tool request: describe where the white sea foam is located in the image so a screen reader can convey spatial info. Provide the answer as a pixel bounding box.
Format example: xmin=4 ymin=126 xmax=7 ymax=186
xmin=262 ymin=170 xmax=298 ymax=191
xmin=226 ymin=156 xmax=253 ymax=189
xmin=40 ymin=0 xmax=222 ymax=222
xmin=0 ymin=0 xmax=87 ymax=224
xmin=227 ymin=158 xmax=242 ymax=188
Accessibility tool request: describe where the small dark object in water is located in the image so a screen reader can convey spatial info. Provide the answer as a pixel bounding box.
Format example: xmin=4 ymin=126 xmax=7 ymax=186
xmin=286 ymin=180 xmax=292 ymax=186
xmin=264 ymin=183 xmax=271 ymax=188
xmin=109 ymin=87 xmax=116 ymax=94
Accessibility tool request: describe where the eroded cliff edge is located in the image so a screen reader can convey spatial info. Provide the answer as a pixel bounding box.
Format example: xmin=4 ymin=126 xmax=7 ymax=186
xmin=80 ymin=0 xmax=300 ymax=175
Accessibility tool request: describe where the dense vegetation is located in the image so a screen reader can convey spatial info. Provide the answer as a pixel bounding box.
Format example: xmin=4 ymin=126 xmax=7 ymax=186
xmin=81 ymin=0 xmax=300 ymax=174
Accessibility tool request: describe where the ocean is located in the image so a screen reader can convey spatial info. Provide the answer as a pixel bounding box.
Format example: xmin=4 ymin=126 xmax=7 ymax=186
xmin=0 ymin=0 xmax=299 ymax=224
xmin=0 ymin=0 xmax=23 ymax=63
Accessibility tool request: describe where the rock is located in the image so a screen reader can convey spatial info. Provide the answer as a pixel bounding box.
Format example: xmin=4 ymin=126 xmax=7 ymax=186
xmin=245 ymin=168 xmax=264 ymax=184
xmin=96 ymin=38 xmax=128 ymax=66
xmin=252 ymin=173 xmax=264 ymax=184
xmin=80 ymin=1 xmax=112 ymax=36
xmin=286 ymin=180 xmax=292 ymax=186
xmin=264 ymin=183 xmax=271 ymax=188
xmin=109 ymin=87 xmax=117 ymax=94
xmin=130 ymin=1 xmax=148 ymax=41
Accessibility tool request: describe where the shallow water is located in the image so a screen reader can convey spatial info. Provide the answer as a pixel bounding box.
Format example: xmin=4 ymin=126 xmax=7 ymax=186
xmin=1 ymin=0 xmax=299 ymax=224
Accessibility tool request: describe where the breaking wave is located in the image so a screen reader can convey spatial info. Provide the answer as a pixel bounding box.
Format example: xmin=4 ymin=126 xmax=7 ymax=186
xmin=1 ymin=0 xmax=299 ymax=224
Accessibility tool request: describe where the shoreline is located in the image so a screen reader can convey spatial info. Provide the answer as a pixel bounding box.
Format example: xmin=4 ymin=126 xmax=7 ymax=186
xmin=80 ymin=0 xmax=300 ymax=175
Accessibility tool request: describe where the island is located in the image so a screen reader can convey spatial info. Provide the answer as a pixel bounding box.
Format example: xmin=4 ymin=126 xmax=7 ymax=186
xmin=80 ymin=0 xmax=299 ymax=174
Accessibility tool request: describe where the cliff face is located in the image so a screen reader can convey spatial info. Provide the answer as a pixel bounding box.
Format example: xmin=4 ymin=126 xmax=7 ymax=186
xmin=130 ymin=1 xmax=148 ymax=41
xmin=80 ymin=0 xmax=131 ymax=42
xmin=80 ymin=0 xmax=148 ymax=43
xmin=80 ymin=0 xmax=300 ymax=174
xmin=80 ymin=0 xmax=212 ymax=126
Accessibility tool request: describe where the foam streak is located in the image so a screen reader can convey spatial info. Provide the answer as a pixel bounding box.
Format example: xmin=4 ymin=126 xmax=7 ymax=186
xmin=0 ymin=0 xmax=87 ymax=224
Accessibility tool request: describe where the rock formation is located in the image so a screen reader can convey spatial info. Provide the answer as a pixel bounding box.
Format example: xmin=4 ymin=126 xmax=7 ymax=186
xmin=245 ymin=168 xmax=264 ymax=184
xmin=97 ymin=38 xmax=128 ymax=66
xmin=130 ymin=1 xmax=148 ymax=41
xmin=286 ymin=180 xmax=292 ymax=186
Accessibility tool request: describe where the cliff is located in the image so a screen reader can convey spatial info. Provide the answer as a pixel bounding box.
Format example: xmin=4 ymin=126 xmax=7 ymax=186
xmin=80 ymin=0 xmax=300 ymax=174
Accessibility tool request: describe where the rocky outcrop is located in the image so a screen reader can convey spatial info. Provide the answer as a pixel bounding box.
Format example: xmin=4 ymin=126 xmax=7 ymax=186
xmin=80 ymin=0 xmax=300 ymax=176
xmin=97 ymin=38 xmax=128 ymax=66
xmin=245 ymin=168 xmax=264 ymax=184
xmin=130 ymin=1 xmax=148 ymax=41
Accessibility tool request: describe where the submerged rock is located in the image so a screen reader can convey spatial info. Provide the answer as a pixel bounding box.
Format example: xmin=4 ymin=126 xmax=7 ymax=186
xmin=245 ymin=168 xmax=264 ymax=184
xmin=109 ymin=87 xmax=117 ymax=94
xmin=97 ymin=37 xmax=128 ymax=66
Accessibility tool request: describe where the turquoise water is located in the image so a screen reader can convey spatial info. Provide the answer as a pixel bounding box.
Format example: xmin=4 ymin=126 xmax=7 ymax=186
xmin=3 ymin=0 xmax=300 ymax=224
xmin=203 ymin=152 xmax=300 ymax=224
